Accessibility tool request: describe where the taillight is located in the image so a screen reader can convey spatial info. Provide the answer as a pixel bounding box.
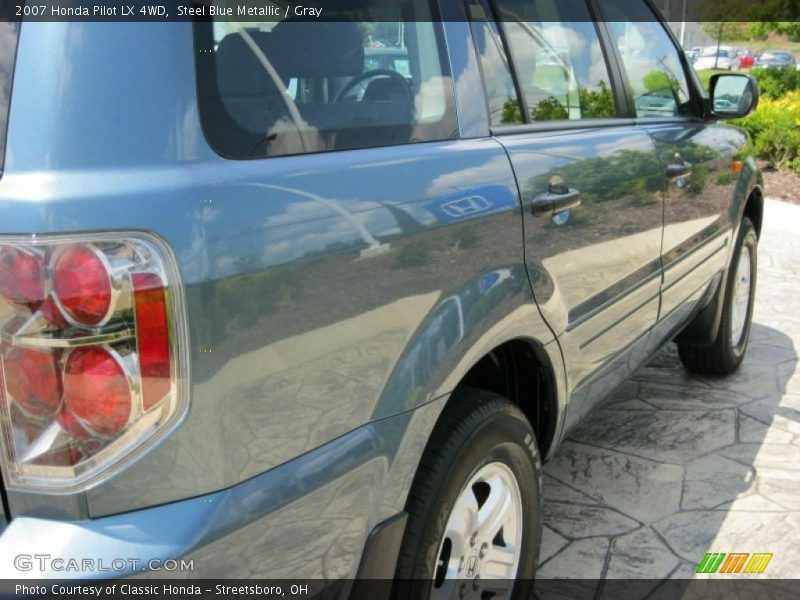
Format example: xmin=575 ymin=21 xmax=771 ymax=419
xmin=63 ymin=346 xmax=133 ymax=438
xmin=0 ymin=245 xmax=46 ymax=307
xmin=132 ymin=273 xmax=171 ymax=411
xmin=4 ymin=347 xmax=62 ymax=418
xmin=0 ymin=234 xmax=187 ymax=493
xmin=53 ymin=245 xmax=113 ymax=327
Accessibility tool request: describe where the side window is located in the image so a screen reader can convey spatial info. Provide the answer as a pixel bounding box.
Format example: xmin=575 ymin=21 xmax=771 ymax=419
xmin=468 ymin=0 xmax=523 ymax=126
xmin=194 ymin=1 xmax=457 ymax=159
xmin=602 ymin=0 xmax=694 ymax=118
xmin=493 ymin=0 xmax=617 ymax=121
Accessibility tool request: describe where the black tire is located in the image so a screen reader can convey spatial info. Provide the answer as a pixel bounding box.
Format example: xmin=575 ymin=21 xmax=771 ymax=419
xmin=393 ymin=388 xmax=542 ymax=600
xmin=679 ymin=217 xmax=758 ymax=375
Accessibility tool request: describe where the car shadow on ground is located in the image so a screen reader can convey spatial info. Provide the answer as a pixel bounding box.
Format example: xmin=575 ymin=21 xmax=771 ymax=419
xmin=534 ymin=320 xmax=799 ymax=599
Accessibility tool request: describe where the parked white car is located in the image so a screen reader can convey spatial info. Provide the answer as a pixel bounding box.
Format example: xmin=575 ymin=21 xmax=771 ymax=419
xmin=694 ymin=48 xmax=737 ymax=70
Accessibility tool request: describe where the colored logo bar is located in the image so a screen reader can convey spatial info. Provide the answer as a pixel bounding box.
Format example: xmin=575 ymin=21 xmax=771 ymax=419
xmin=696 ymin=553 xmax=773 ymax=574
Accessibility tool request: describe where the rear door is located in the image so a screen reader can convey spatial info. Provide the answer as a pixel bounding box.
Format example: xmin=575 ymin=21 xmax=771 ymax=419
xmin=473 ymin=0 xmax=665 ymax=428
xmin=599 ymin=0 xmax=743 ymax=332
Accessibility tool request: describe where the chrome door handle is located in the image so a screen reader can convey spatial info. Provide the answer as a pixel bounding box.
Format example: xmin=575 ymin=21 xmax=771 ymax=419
xmin=530 ymin=188 xmax=581 ymax=218
xmin=666 ymin=162 xmax=692 ymax=181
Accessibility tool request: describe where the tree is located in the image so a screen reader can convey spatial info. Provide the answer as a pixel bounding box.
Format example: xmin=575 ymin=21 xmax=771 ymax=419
xmin=696 ymin=0 xmax=754 ymax=66
xmin=697 ymin=0 xmax=800 ymax=44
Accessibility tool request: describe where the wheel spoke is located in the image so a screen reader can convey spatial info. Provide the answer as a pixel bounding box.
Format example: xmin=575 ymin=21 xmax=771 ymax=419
xmin=444 ymin=489 xmax=479 ymax=552
xmin=476 ymin=475 xmax=513 ymax=539
xmin=483 ymin=545 xmax=517 ymax=578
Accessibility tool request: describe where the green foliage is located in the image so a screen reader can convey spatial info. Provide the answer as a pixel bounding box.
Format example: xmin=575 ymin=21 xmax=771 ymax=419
xmin=531 ymin=97 xmax=569 ymax=121
xmin=716 ymin=172 xmax=735 ymax=186
xmin=696 ymin=69 xmax=729 ymax=93
xmin=453 ymin=224 xmax=481 ymax=249
xmin=395 ymin=240 xmax=431 ymax=267
xmin=643 ymin=71 xmax=677 ymax=95
xmin=501 ymin=98 xmax=523 ymax=125
xmin=733 ymin=91 xmax=800 ymax=170
xmin=751 ymin=67 xmax=800 ymax=99
xmin=578 ymin=81 xmax=616 ymax=118
xmin=698 ymin=0 xmax=799 ymax=40
xmin=688 ymin=165 xmax=709 ymax=196
xmin=502 ymin=82 xmax=614 ymax=123
xmin=748 ymin=21 xmax=800 ymax=42
xmin=215 ymin=268 xmax=304 ymax=329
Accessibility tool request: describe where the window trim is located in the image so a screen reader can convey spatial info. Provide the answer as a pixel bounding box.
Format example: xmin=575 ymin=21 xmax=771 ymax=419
xmin=589 ymin=0 xmax=705 ymax=122
xmin=490 ymin=117 xmax=635 ymax=136
xmin=465 ymin=0 xmax=526 ymax=128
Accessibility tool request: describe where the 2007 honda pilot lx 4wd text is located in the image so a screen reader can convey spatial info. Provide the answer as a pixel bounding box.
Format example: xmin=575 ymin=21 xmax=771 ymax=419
xmin=0 ymin=0 xmax=763 ymax=596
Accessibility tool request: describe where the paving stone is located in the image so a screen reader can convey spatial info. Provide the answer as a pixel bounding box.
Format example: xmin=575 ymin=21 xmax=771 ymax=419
xmin=715 ymin=492 xmax=786 ymax=512
xmin=537 ymin=537 xmax=610 ymax=580
xmin=604 ymin=527 xmax=679 ymax=580
xmin=756 ymin=477 xmax=800 ymax=511
xmin=654 ymin=510 xmax=800 ymax=567
xmin=542 ymin=475 xmax=600 ymax=506
xmin=740 ymin=398 xmax=800 ymax=437
xmin=569 ymin=408 xmax=736 ymax=465
xmin=543 ymin=442 xmax=683 ymax=524
xmin=602 ymin=399 xmax=656 ymax=411
xmin=682 ymin=454 xmax=756 ymax=510
xmin=738 ymin=414 xmax=796 ymax=444
xmin=636 ymin=384 xmax=753 ymax=410
xmin=633 ymin=366 xmax=699 ymax=388
xmin=539 ymin=525 xmax=570 ymax=564
xmin=719 ymin=443 xmax=800 ymax=474
xmin=543 ymin=503 xmax=639 ymax=539
xmin=606 ymin=380 xmax=640 ymax=403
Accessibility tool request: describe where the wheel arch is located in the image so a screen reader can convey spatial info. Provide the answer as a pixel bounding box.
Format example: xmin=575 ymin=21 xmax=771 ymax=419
xmin=743 ymin=185 xmax=764 ymax=239
xmin=427 ymin=333 xmax=564 ymax=462
xmin=676 ymin=184 xmax=763 ymax=347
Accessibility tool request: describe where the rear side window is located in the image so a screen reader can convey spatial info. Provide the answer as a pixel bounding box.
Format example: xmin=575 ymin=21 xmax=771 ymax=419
xmin=194 ymin=2 xmax=457 ymax=159
xmin=601 ymin=0 xmax=694 ymax=118
xmin=0 ymin=23 xmax=20 ymax=170
xmin=493 ymin=0 xmax=617 ymax=121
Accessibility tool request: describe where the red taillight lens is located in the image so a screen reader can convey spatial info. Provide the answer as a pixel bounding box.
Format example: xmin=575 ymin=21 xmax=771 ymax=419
xmin=0 ymin=245 xmax=45 ymax=307
xmin=64 ymin=346 xmax=132 ymax=438
xmin=3 ymin=347 xmax=62 ymax=417
xmin=53 ymin=245 xmax=113 ymax=326
xmin=133 ymin=273 xmax=171 ymax=411
xmin=0 ymin=234 xmax=186 ymax=493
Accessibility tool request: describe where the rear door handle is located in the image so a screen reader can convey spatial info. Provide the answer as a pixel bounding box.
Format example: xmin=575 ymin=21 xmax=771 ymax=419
xmin=530 ymin=188 xmax=581 ymax=218
xmin=665 ymin=162 xmax=692 ymax=181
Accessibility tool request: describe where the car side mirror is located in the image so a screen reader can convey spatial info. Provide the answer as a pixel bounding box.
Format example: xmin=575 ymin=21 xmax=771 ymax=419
xmin=709 ymin=73 xmax=759 ymax=119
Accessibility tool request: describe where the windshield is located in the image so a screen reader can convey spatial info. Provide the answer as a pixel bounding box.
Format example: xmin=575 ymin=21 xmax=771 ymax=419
xmin=0 ymin=23 xmax=19 ymax=170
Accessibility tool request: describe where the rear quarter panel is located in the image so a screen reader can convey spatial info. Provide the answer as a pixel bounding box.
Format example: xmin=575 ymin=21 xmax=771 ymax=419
xmin=1 ymin=21 xmax=562 ymax=519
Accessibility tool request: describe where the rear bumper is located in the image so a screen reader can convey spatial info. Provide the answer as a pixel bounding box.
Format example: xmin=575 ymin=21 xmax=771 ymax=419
xmin=0 ymin=401 xmax=441 ymax=580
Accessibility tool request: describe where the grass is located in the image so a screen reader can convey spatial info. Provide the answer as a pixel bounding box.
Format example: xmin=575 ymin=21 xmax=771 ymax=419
xmin=695 ymin=69 xmax=729 ymax=92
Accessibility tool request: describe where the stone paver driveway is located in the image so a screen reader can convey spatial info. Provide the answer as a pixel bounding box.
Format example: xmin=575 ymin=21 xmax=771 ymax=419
xmin=538 ymin=199 xmax=800 ymax=586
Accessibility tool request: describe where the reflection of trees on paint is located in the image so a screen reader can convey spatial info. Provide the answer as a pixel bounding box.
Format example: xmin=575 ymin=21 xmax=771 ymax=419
xmin=523 ymin=148 xmax=664 ymax=208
